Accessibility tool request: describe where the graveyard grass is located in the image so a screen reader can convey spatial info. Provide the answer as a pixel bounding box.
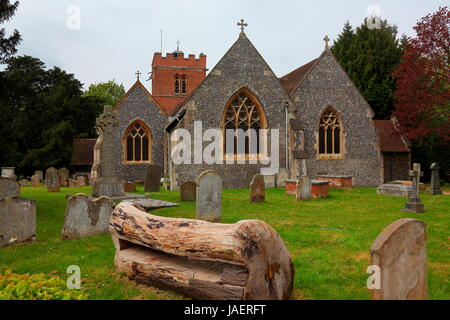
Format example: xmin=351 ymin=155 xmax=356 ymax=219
xmin=1 ymin=186 xmax=449 ymax=300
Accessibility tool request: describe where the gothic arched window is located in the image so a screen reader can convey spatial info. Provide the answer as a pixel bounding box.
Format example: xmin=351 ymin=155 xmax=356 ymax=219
xmin=124 ymin=120 xmax=152 ymax=163
xmin=318 ymin=107 xmax=343 ymax=157
xmin=181 ymin=75 xmax=187 ymax=95
xmin=174 ymin=75 xmax=180 ymax=95
xmin=222 ymin=89 xmax=266 ymax=157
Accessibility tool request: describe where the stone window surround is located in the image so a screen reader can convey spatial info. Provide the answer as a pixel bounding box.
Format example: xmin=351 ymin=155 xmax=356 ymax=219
xmin=315 ymin=105 xmax=346 ymax=160
xmin=122 ymin=119 xmax=154 ymax=165
xmin=174 ymin=74 xmax=188 ymax=96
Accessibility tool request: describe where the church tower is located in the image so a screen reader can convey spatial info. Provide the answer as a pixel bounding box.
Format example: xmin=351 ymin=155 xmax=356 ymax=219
xmin=151 ymin=45 xmax=207 ymax=115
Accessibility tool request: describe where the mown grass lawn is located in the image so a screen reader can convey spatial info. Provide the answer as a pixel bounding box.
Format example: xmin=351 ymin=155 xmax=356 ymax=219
xmin=1 ymin=185 xmax=449 ymax=300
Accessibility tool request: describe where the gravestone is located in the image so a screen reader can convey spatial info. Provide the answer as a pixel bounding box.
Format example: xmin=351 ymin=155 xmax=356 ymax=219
xmin=76 ymin=175 xmax=87 ymax=187
xmin=1 ymin=167 xmax=15 ymax=180
xmin=31 ymin=175 xmax=40 ymax=187
xmin=196 ymin=170 xmax=222 ymax=222
xmin=296 ymin=176 xmax=312 ymax=201
xmin=18 ymin=179 xmax=30 ymax=186
xmin=370 ymin=218 xmax=427 ymax=300
xmin=144 ymin=165 xmax=163 ymax=192
xmin=0 ymin=197 xmax=36 ymax=247
xmin=180 ymin=181 xmax=196 ymax=201
xmin=250 ymin=174 xmax=265 ymax=203
xmin=0 ymin=178 xmax=20 ymax=199
xmin=276 ymin=169 xmax=289 ymax=188
xmin=377 ymin=184 xmax=411 ymax=197
xmin=68 ymin=179 xmax=77 ymax=187
xmin=92 ymin=105 xmax=125 ymax=197
xmin=45 ymin=167 xmax=60 ymax=192
xmin=246 ymin=169 xmax=259 ymax=186
xmin=402 ymin=163 xmax=424 ymax=213
xmin=61 ymin=194 xmax=113 ymax=240
xmin=35 ymin=170 xmax=43 ymax=183
xmin=429 ymin=163 xmax=442 ymax=195
xmin=58 ymin=168 xmax=70 ymax=187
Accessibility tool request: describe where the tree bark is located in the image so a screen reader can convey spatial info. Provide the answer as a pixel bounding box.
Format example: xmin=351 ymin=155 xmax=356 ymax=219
xmin=110 ymin=201 xmax=294 ymax=300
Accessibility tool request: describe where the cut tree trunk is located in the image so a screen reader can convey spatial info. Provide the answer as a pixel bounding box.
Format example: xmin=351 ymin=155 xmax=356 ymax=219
xmin=109 ymin=201 xmax=294 ymax=300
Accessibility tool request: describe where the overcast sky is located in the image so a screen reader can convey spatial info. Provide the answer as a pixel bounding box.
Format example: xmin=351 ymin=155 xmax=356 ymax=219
xmin=1 ymin=0 xmax=447 ymax=90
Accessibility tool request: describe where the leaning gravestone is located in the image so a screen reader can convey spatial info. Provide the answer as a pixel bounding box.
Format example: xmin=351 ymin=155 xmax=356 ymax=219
xmin=61 ymin=194 xmax=113 ymax=240
xmin=370 ymin=218 xmax=427 ymax=300
xmin=196 ymin=170 xmax=222 ymax=222
xmin=250 ymin=174 xmax=265 ymax=203
xmin=429 ymin=163 xmax=442 ymax=195
xmin=58 ymin=168 xmax=70 ymax=187
xmin=0 ymin=178 xmax=20 ymax=198
xmin=180 ymin=181 xmax=196 ymax=201
xmin=45 ymin=167 xmax=60 ymax=192
xmin=0 ymin=197 xmax=36 ymax=247
xmin=144 ymin=165 xmax=163 ymax=192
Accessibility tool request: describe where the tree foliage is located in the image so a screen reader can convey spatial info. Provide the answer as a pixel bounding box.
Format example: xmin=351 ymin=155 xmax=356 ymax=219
xmin=83 ymin=80 xmax=125 ymax=106
xmin=0 ymin=56 xmax=103 ymax=175
xmin=0 ymin=0 xmax=21 ymax=63
xmin=332 ymin=19 xmax=404 ymax=119
xmin=392 ymin=6 xmax=450 ymax=176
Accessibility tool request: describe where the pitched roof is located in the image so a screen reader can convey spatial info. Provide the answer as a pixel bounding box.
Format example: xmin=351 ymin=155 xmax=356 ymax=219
xmin=114 ymin=80 xmax=166 ymax=114
xmin=374 ymin=120 xmax=410 ymax=153
xmin=70 ymin=138 xmax=96 ymax=165
xmin=279 ymin=58 xmax=318 ymax=95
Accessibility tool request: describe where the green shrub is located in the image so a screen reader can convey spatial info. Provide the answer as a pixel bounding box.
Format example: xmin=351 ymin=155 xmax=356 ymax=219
xmin=0 ymin=269 xmax=89 ymax=300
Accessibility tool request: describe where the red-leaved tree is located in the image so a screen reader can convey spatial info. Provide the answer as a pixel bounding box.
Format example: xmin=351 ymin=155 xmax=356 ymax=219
xmin=393 ymin=6 xmax=450 ymax=177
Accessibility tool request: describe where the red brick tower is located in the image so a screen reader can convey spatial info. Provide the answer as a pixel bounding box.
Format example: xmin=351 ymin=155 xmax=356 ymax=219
xmin=151 ymin=48 xmax=207 ymax=115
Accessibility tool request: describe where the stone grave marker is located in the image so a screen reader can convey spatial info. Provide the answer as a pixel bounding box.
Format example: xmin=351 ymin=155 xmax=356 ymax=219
xmin=370 ymin=218 xmax=427 ymax=300
xmin=58 ymin=168 xmax=70 ymax=187
xmin=76 ymin=175 xmax=87 ymax=187
xmin=18 ymin=179 xmax=30 ymax=187
xmin=196 ymin=170 xmax=222 ymax=222
xmin=123 ymin=181 xmax=136 ymax=193
xmin=429 ymin=163 xmax=442 ymax=195
xmin=0 ymin=177 xmax=20 ymax=199
xmin=402 ymin=163 xmax=424 ymax=213
xmin=45 ymin=167 xmax=60 ymax=192
xmin=246 ymin=168 xmax=259 ymax=186
xmin=61 ymin=194 xmax=113 ymax=240
xmin=35 ymin=170 xmax=43 ymax=182
xmin=250 ymin=173 xmax=265 ymax=203
xmin=31 ymin=175 xmax=40 ymax=187
xmin=0 ymin=197 xmax=36 ymax=247
xmin=144 ymin=165 xmax=163 ymax=192
xmin=1 ymin=167 xmax=15 ymax=180
xmin=180 ymin=181 xmax=196 ymax=201
xmin=296 ymin=176 xmax=312 ymax=201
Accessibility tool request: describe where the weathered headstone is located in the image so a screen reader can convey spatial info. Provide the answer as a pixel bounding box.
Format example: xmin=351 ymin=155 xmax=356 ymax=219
xmin=250 ymin=174 xmax=265 ymax=203
xmin=1 ymin=167 xmax=15 ymax=180
xmin=377 ymin=183 xmax=412 ymax=197
xmin=196 ymin=170 xmax=222 ymax=222
xmin=35 ymin=170 xmax=43 ymax=183
xmin=45 ymin=167 xmax=60 ymax=192
xmin=296 ymin=176 xmax=312 ymax=201
xmin=31 ymin=175 xmax=40 ymax=187
xmin=276 ymin=169 xmax=289 ymax=188
xmin=246 ymin=169 xmax=259 ymax=186
xmin=18 ymin=179 xmax=30 ymax=186
xmin=92 ymin=105 xmax=125 ymax=197
xmin=61 ymin=194 xmax=113 ymax=240
xmin=76 ymin=175 xmax=87 ymax=187
xmin=402 ymin=163 xmax=424 ymax=213
xmin=58 ymin=168 xmax=70 ymax=187
xmin=180 ymin=181 xmax=196 ymax=201
xmin=144 ymin=165 xmax=163 ymax=192
xmin=0 ymin=178 xmax=20 ymax=199
xmin=0 ymin=197 xmax=36 ymax=247
xmin=429 ymin=163 xmax=442 ymax=195
xmin=370 ymin=218 xmax=427 ymax=300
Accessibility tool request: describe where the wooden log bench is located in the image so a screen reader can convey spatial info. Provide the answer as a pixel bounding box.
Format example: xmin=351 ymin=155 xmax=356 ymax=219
xmin=109 ymin=201 xmax=294 ymax=300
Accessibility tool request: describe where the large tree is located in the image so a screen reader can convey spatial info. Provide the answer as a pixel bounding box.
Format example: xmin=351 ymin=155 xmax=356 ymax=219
xmin=392 ymin=6 xmax=450 ymax=177
xmin=332 ymin=19 xmax=404 ymax=119
xmin=83 ymin=80 xmax=125 ymax=106
xmin=1 ymin=56 xmax=103 ymax=175
xmin=0 ymin=0 xmax=21 ymax=63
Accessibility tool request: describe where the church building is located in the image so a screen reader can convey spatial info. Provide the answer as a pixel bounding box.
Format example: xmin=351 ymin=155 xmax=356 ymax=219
xmin=86 ymin=22 xmax=410 ymax=188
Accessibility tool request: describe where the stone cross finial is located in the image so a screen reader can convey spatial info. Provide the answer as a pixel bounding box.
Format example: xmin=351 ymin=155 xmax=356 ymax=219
xmin=237 ymin=19 xmax=248 ymax=33
xmin=323 ymin=35 xmax=330 ymax=50
xmin=95 ymin=106 xmax=119 ymax=178
xmin=403 ymin=163 xmax=425 ymax=213
xmin=135 ymin=70 xmax=141 ymax=81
